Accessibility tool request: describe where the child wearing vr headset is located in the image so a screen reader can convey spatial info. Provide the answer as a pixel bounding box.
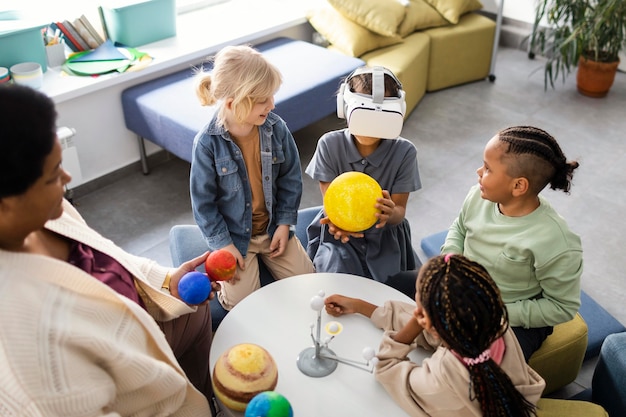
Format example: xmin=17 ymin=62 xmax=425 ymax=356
xmin=190 ymin=45 xmax=315 ymax=311
xmin=305 ymin=66 xmax=422 ymax=296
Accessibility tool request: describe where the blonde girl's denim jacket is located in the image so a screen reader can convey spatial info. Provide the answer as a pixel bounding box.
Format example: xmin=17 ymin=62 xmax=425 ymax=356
xmin=190 ymin=112 xmax=302 ymax=256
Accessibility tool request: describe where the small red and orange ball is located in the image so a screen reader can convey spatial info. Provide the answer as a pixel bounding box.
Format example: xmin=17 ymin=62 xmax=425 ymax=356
xmin=205 ymin=249 xmax=237 ymax=281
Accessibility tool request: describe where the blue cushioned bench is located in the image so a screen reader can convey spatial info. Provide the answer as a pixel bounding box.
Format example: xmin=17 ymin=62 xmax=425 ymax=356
xmin=420 ymin=231 xmax=626 ymax=360
xmin=122 ymin=37 xmax=365 ymax=173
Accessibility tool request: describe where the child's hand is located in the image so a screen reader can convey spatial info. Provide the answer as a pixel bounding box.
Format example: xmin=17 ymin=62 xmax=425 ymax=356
xmin=269 ymin=225 xmax=290 ymax=258
xmin=375 ymin=190 xmax=396 ymax=228
xmin=320 ymin=217 xmax=365 ymax=243
xmin=325 ymin=294 xmax=360 ymax=316
xmin=325 ymin=294 xmax=378 ymax=318
xmin=208 ymin=281 xmax=221 ymax=299
xmin=221 ymin=244 xmax=244 ymax=283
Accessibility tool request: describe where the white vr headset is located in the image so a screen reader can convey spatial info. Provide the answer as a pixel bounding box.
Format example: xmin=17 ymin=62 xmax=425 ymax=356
xmin=337 ymin=66 xmax=406 ymax=139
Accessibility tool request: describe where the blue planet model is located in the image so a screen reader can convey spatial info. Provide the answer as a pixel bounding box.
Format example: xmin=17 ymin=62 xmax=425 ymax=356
xmin=177 ymin=271 xmax=211 ymax=304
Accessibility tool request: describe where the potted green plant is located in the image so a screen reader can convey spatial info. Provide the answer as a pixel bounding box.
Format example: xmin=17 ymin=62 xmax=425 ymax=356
xmin=529 ymin=0 xmax=626 ymax=97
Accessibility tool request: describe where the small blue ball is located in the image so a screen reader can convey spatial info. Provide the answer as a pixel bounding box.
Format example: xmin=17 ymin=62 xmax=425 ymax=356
xmin=177 ymin=271 xmax=211 ymax=304
xmin=245 ymin=391 xmax=293 ymax=417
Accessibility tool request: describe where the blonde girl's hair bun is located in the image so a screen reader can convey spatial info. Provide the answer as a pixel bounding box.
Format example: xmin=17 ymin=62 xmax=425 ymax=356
xmin=194 ymin=67 xmax=217 ymax=107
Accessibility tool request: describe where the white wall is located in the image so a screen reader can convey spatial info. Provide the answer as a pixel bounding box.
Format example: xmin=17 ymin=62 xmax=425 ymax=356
xmin=481 ymin=0 xmax=536 ymax=24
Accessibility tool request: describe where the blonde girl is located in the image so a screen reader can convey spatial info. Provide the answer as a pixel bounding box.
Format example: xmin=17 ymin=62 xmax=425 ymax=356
xmin=191 ymin=45 xmax=314 ymax=310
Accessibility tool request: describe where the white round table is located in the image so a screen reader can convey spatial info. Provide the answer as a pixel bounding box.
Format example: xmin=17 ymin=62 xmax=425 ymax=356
xmin=210 ymin=273 xmax=430 ymax=416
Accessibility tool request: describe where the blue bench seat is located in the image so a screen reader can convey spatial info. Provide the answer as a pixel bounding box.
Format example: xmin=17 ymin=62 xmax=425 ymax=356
xmin=121 ymin=37 xmax=364 ymax=173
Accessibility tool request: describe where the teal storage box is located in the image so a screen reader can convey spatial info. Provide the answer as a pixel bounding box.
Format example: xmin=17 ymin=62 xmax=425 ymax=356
xmin=100 ymin=0 xmax=176 ymax=47
xmin=0 ymin=23 xmax=48 ymax=72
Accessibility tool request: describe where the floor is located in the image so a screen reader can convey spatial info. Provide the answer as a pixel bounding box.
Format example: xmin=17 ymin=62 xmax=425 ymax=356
xmin=72 ymin=46 xmax=626 ymax=399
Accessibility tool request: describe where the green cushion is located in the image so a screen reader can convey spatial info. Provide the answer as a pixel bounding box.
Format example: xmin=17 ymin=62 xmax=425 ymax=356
xmin=536 ymin=398 xmax=607 ymax=417
xmin=529 ymin=313 xmax=588 ymax=395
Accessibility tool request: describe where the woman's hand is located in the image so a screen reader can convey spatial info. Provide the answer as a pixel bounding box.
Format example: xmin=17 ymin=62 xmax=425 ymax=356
xmin=168 ymin=251 xmax=218 ymax=305
xmin=320 ymin=217 xmax=364 ymax=243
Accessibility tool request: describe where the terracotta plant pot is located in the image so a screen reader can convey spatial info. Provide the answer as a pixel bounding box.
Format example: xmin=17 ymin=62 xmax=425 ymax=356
xmin=576 ymin=57 xmax=620 ymax=98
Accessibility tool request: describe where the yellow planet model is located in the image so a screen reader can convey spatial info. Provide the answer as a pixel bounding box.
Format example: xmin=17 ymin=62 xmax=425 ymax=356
xmin=212 ymin=343 xmax=278 ymax=411
xmin=323 ymin=172 xmax=382 ymax=232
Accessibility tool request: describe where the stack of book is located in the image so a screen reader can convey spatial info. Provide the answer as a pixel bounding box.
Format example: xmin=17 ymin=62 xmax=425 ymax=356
xmin=51 ymin=15 xmax=106 ymax=53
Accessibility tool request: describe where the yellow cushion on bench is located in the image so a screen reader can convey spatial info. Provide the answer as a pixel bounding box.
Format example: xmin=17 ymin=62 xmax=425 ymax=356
xmin=536 ymin=398 xmax=607 ymax=417
xmin=423 ymin=12 xmax=495 ymax=91
xmin=424 ymin=0 xmax=483 ymax=24
xmin=308 ymin=4 xmax=402 ymax=57
xmin=529 ymin=313 xmax=588 ymax=395
xmin=398 ymin=0 xmax=449 ymax=37
xmin=328 ymin=0 xmax=406 ymax=37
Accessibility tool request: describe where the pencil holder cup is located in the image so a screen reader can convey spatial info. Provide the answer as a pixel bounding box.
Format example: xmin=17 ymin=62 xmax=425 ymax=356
xmin=46 ymin=43 xmax=66 ymax=68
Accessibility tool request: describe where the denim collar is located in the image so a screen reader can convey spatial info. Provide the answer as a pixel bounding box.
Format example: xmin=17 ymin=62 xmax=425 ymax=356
xmin=206 ymin=111 xmax=281 ymax=138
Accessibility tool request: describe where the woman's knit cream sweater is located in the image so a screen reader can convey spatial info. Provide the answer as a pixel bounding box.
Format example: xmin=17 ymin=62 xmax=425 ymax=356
xmin=0 ymin=200 xmax=211 ymax=416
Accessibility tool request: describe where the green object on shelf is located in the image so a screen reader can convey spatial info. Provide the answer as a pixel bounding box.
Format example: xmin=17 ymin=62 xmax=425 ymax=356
xmin=64 ymin=42 xmax=146 ymax=75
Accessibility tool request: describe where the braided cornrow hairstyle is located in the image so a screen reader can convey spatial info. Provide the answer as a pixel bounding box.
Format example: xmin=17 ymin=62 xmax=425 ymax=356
xmin=419 ymin=255 xmax=537 ymax=417
xmin=497 ymin=126 xmax=579 ymax=194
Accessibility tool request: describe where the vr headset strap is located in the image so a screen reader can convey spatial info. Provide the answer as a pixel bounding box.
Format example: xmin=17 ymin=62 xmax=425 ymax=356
xmin=372 ymin=67 xmax=385 ymax=104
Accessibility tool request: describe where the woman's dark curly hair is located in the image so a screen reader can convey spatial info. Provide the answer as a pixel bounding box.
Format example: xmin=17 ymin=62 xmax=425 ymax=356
xmin=0 ymin=84 xmax=57 ymax=198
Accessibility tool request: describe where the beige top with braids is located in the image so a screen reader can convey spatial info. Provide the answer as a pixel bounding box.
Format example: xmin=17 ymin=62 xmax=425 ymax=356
xmin=372 ymin=300 xmax=545 ymax=417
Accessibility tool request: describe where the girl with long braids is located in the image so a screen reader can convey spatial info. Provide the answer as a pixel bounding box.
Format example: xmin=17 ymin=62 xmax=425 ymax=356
xmin=325 ymin=254 xmax=544 ymax=417
xmin=443 ymin=126 xmax=583 ymax=360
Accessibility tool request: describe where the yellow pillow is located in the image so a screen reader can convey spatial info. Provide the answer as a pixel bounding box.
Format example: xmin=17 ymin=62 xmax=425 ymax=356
xmin=328 ymin=0 xmax=407 ymax=37
xmin=398 ymin=0 xmax=449 ymax=37
xmin=424 ymin=0 xmax=483 ymax=24
xmin=307 ymin=5 xmax=403 ymax=57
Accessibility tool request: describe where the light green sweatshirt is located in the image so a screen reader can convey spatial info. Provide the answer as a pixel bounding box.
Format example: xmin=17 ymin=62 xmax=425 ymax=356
xmin=443 ymin=185 xmax=583 ymax=328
